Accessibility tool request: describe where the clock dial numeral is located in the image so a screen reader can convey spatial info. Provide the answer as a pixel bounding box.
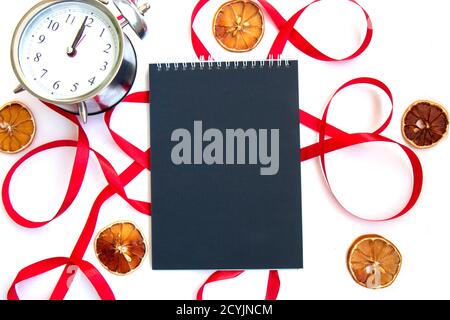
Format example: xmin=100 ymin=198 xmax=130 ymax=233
xmin=34 ymin=52 xmax=42 ymax=62
xmin=38 ymin=35 xmax=46 ymax=43
xmin=53 ymin=81 xmax=61 ymax=90
xmin=41 ymin=68 xmax=48 ymax=78
xmin=85 ymin=17 xmax=94 ymax=27
xmin=47 ymin=19 xmax=60 ymax=31
xmin=66 ymin=14 xmax=76 ymax=24
xmin=88 ymin=77 xmax=96 ymax=86
xmin=103 ymin=43 xmax=111 ymax=54
xmin=100 ymin=28 xmax=105 ymax=38
xmin=100 ymin=61 xmax=108 ymax=71
xmin=71 ymin=83 xmax=79 ymax=92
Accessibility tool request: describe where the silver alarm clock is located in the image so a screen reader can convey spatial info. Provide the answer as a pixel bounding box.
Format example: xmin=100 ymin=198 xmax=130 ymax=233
xmin=10 ymin=0 xmax=150 ymax=123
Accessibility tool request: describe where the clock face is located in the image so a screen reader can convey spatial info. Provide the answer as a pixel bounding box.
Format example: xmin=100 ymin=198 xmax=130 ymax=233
xmin=15 ymin=0 xmax=122 ymax=103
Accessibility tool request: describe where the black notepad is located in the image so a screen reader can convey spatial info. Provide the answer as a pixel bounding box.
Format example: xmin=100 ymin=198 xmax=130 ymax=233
xmin=150 ymin=60 xmax=302 ymax=270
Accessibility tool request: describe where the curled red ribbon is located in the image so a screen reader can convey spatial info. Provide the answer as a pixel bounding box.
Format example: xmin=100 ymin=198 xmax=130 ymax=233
xmin=190 ymin=0 xmax=422 ymax=300
xmin=192 ymin=0 xmax=373 ymax=60
xmin=196 ymin=270 xmax=280 ymax=300
xmin=1 ymin=0 xmax=423 ymax=301
xmin=2 ymin=80 xmax=423 ymax=299
xmin=193 ymin=78 xmax=423 ymax=300
xmin=3 ymin=93 xmax=151 ymax=300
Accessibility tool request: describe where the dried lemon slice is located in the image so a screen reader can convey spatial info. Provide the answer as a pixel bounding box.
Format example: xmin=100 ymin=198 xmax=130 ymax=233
xmin=0 ymin=101 xmax=35 ymax=154
xmin=213 ymin=0 xmax=264 ymax=52
xmin=347 ymin=234 xmax=402 ymax=289
xmin=94 ymin=221 xmax=147 ymax=275
xmin=402 ymin=100 xmax=449 ymax=148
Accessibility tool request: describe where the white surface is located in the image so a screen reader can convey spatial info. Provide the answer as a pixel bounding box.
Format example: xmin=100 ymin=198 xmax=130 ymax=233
xmin=0 ymin=0 xmax=449 ymax=300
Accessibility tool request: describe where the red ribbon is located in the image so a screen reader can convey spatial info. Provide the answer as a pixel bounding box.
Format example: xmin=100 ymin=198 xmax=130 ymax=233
xmin=192 ymin=78 xmax=423 ymax=300
xmin=2 ymin=80 xmax=423 ymax=299
xmin=190 ymin=0 xmax=422 ymax=300
xmin=3 ymin=93 xmax=151 ymax=300
xmin=192 ymin=0 xmax=372 ymax=60
xmin=196 ymin=270 xmax=280 ymax=300
xmin=1 ymin=0 xmax=423 ymax=301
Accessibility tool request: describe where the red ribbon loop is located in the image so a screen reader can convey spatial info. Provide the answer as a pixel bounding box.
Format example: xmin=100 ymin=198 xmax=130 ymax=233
xmin=266 ymin=0 xmax=373 ymax=60
xmin=191 ymin=0 xmax=372 ymax=61
xmin=196 ymin=270 xmax=280 ymax=300
xmin=7 ymin=257 xmax=115 ymax=300
xmin=300 ymin=77 xmax=423 ymax=221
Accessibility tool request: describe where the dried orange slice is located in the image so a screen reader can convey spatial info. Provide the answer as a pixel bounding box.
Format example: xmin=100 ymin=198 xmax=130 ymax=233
xmin=347 ymin=234 xmax=402 ymax=289
xmin=0 ymin=101 xmax=35 ymax=154
xmin=402 ymin=100 xmax=449 ymax=148
xmin=94 ymin=221 xmax=147 ymax=275
xmin=213 ymin=0 xmax=264 ymax=52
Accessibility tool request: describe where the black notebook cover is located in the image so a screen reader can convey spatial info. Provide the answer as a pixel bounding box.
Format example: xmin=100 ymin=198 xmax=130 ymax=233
xmin=150 ymin=60 xmax=302 ymax=270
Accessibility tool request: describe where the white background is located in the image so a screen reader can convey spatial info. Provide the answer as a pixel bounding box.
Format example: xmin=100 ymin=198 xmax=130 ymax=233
xmin=1 ymin=0 xmax=449 ymax=300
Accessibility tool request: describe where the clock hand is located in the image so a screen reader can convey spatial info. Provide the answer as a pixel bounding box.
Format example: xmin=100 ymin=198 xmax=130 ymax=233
xmin=67 ymin=16 xmax=88 ymax=57
xmin=77 ymin=34 xmax=87 ymax=47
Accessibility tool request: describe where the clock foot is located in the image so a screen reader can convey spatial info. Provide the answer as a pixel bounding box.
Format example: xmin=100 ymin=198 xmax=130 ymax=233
xmin=13 ymin=84 xmax=25 ymax=94
xmin=78 ymin=102 xmax=88 ymax=124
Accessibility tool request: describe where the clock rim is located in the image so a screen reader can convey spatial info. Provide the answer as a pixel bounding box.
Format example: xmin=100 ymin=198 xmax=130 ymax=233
xmin=10 ymin=0 xmax=125 ymax=105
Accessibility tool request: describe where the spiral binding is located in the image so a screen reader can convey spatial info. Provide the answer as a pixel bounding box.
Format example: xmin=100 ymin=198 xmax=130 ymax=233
xmin=155 ymin=55 xmax=292 ymax=71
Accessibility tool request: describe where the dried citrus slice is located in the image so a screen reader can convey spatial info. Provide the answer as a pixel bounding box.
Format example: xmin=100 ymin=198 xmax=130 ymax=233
xmin=213 ymin=0 xmax=264 ymax=52
xmin=347 ymin=234 xmax=402 ymax=289
xmin=94 ymin=221 xmax=147 ymax=275
xmin=0 ymin=101 xmax=35 ymax=154
xmin=402 ymin=100 xmax=449 ymax=148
